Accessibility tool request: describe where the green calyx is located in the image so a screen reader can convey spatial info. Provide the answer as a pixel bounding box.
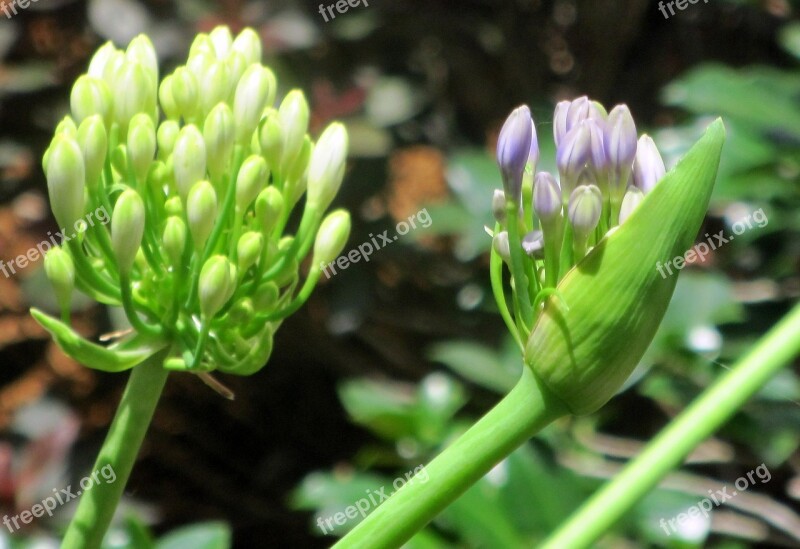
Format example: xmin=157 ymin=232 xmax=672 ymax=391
xmin=34 ymin=26 xmax=350 ymax=377
xmin=525 ymin=120 xmax=725 ymax=414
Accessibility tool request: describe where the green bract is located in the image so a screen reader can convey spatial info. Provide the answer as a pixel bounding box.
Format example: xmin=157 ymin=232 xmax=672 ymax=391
xmin=33 ymin=26 xmax=351 ymax=376
xmin=527 ymin=121 xmax=725 ymax=414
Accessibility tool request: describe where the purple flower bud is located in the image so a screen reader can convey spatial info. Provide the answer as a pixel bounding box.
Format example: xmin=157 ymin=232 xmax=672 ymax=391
xmin=557 ymin=122 xmax=591 ymax=196
xmin=492 ymin=189 xmax=506 ymax=224
xmin=632 ymin=135 xmax=666 ymax=194
xmin=585 ymin=119 xmax=608 ymax=178
xmin=553 ymin=100 xmax=570 ymax=148
xmin=568 ymin=184 xmax=603 ymax=236
xmin=496 ymin=105 xmax=533 ymax=203
xmin=533 ymin=172 xmax=561 ymax=223
xmin=528 ymin=119 xmax=539 ymax=170
xmin=618 ymin=185 xmax=644 ymax=225
xmin=605 ymin=105 xmax=638 ymax=191
xmin=522 ymin=230 xmax=544 ymax=258
xmin=566 ymin=96 xmax=590 ymax=132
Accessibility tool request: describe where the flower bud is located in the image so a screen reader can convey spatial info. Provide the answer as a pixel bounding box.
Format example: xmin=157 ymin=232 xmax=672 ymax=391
xmin=632 ymin=135 xmax=666 ymax=194
xmin=199 ymin=60 xmax=231 ymax=115
xmin=165 ymin=196 xmax=183 ymax=216
xmin=76 ymin=115 xmax=107 ymax=188
xmin=157 ymin=120 xmax=180 ymax=159
xmin=237 ymin=231 xmax=264 ymax=273
xmin=232 ymin=28 xmax=262 ymax=66
xmin=186 ymin=180 xmax=218 ymax=250
xmin=234 ymin=65 xmax=274 ymax=143
xmin=259 ymin=111 xmax=283 ymax=172
xmin=492 ymin=189 xmax=506 ymax=224
xmin=307 ymin=122 xmax=348 ymax=210
xmin=87 ymin=42 xmax=118 ymax=78
xmin=173 ymin=125 xmax=207 ymax=202
xmin=198 ymin=255 xmax=237 ymax=318
xmin=70 ymin=76 xmax=112 ymax=125
xmin=45 ymin=136 xmax=85 ymax=229
xmin=585 ymin=119 xmax=608 ymax=179
xmin=114 ymin=62 xmax=151 ymax=130
xmin=567 ymin=184 xmax=603 ymax=237
xmin=618 ymin=185 xmax=644 ymax=225
xmin=125 ymin=35 xmax=159 ymax=83
xmin=278 ymin=90 xmax=310 ymax=169
xmin=210 ymin=26 xmax=233 ymax=58
xmin=286 ymin=136 xmax=312 ymax=205
xmin=553 ymin=100 xmax=570 ymax=148
xmin=496 ymin=105 xmax=533 ymax=203
xmin=189 ymin=33 xmax=214 ymax=58
xmin=255 ymin=186 xmax=284 ymax=236
xmin=163 ymin=216 xmax=187 ymax=268
xmin=111 ymin=189 xmax=145 ymax=274
xmin=204 ymin=102 xmax=235 ymax=182
xmin=312 ymin=209 xmax=351 ymax=267
xmin=236 ymin=155 xmax=268 ymax=211
xmin=605 ymin=105 xmax=638 ymax=192
xmin=44 ymin=247 xmax=75 ymax=311
xmin=172 ymin=67 xmax=199 ymax=121
xmin=127 ymin=113 xmax=156 ymax=184
xmin=522 ymin=230 xmax=544 ymax=258
xmin=253 ymin=281 xmax=279 ymax=311
xmin=55 ymin=116 xmax=78 ymax=138
xmin=533 ymin=171 xmax=562 ymax=223
xmin=100 ymin=49 xmax=126 ymax=91
xmin=492 ymin=231 xmax=510 ymax=263
xmin=557 ymin=122 xmax=591 ymax=197
xmin=158 ymin=75 xmax=179 ymax=121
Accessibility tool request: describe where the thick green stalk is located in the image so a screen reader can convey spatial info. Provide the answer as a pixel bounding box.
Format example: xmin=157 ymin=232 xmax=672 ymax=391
xmin=334 ymin=367 xmax=568 ymax=549
xmin=540 ymin=301 xmax=800 ymax=549
xmin=62 ymin=351 xmax=170 ymax=549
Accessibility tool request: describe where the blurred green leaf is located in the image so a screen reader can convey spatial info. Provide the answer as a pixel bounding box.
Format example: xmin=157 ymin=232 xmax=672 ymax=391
xmin=154 ymin=522 xmax=231 ymax=549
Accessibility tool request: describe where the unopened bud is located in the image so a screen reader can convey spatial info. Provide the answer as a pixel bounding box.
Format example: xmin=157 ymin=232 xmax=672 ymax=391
xmin=567 ymin=184 xmax=603 ymax=237
xmin=70 ymin=76 xmax=112 ymax=125
xmin=204 ymin=102 xmax=235 ymax=182
xmin=111 ymin=189 xmax=145 ymax=274
xmin=496 ymin=105 xmax=533 ymax=203
xmin=198 ymin=255 xmax=237 ymax=318
xmin=127 ymin=113 xmax=156 ymax=183
xmin=255 ymin=186 xmax=284 ymax=236
xmin=632 ymin=135 xmax=666 ymax=194
xmin=199 ymin=60 xmax=231 ymax=115
xmin=492 ymin=189 xmax=506 ymax=224
xmin=163 ymin=216 xmax=187 ymax=268
xmin=618 ymin=186 xmax=645 ymax=225
xmin=492 ymin=231 xmax=510 ymax=263
xmin=114 ymin=62 xmax=152 ymax=130
xmin=232 ymin=28 xmax=262 ymax=66
xmin=45 ymin=136 xmax=85 ymax=229
xmin=157 ymin=120 xmax=180 ymax=159
xmin=259 ymin=111 xmax=283 ymax=172
xmin=210 ymin=26 xmax=233 ymax=58
xmin=44 ymin=247 xmax=75 ymax=312
xmin=236 ymin=155 xmax=268 ymax=211
xmin=171 ymin=67 xmax=199 ymax=121
xmin=234 ymin=65 xmax=275 ymax=143
xmin=187 ymin=180 xmax=218 ymax=250
xmin=312 ymin=209 xmax=351 ymax=267
xmin=605 ymin=105 xmax=637 ymax=193
xmin=307 ymin=122 xmax=348 ymax=210
xmin=173 ymin=125 xmax=207 ymax=202
xmin=522 ymin=230 xmax=545 ymax=258
xmin=237 ymin=231 xmax=264 ymax=272
xmin=76 ymin=115 xmax=107 ymax=188
xmin=278 ymin=90 xmax=310 ymax=169
xmin=533 ymin=172 xmax=562 ymax=223
xmin=557 ymin=122 xmax=591 ymax=197
xmin=125 ymin=35 xmax=159 ymax=83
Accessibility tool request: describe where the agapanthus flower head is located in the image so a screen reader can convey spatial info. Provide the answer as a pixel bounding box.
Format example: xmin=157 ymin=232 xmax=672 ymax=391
xmin=33 ymin=26 xmax=351 ymax=378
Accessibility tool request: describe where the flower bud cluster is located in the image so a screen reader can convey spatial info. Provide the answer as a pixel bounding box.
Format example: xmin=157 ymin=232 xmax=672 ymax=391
xmin=34 ymin=27 xmax=351 ymax=376
xmin=492 ymin=98 xmax=667 ymax=329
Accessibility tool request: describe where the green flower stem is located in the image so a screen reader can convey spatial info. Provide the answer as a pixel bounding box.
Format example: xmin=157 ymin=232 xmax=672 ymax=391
xmin=505 ymin=202 xmax=533 ymax=329
xmin=540 ymin=301 xmax=800 ymax=549
xmin=489 ymin=223 xmax=523 ymax=351
xmin=334 ymin=367 xmax=568 ymax=549
xmin=62 ymin=350 xmax=170 ymax=549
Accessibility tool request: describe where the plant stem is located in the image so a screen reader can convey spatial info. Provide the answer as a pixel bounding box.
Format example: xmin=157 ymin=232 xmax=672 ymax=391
xmin=334 ymin=367 xmax=568 ymax=549
xmin=62 ymin=351 xmax=170 ymax=549
xmin=540 ymin=301 xmax=800 ymax=549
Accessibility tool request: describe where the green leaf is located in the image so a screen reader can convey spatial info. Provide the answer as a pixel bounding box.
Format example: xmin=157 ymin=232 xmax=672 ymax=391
xmin=428 ymin=340 xmax=520 ymax=393
xmin=526 ymin=120 xmax=726 ymax=414
xmin=154 ymin=522 xmax=231 ymax=549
